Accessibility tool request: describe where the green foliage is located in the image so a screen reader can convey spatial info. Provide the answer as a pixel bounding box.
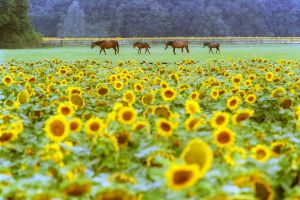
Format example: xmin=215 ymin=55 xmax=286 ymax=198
xmin=0 ymin=0 xmax=41 ymax=48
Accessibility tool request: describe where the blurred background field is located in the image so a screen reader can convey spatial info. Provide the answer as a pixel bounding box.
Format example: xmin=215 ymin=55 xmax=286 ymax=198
xmin=1 ymin=44 xmax=300 ymax=63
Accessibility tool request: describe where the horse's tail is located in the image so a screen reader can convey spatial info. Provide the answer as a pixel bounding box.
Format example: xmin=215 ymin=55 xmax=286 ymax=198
xmin=116 ymin=42 xmax=120 ymax=53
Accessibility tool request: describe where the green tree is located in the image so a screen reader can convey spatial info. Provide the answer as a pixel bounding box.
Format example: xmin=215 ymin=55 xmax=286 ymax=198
xmin=0 ymin=0 xmax=41 ymax=48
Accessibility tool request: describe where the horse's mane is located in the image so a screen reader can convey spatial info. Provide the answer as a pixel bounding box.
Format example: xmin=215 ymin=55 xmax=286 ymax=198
xmin=166 ymin=41 xmax=174 ymax=45
xmin=134 ymin=42 xmax=141 ymax=45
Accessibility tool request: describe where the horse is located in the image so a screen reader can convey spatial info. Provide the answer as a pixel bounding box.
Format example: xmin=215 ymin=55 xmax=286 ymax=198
xmin=91 ymin=40 xmax=119 ymax=55
xmin=165 ymin=41 xmax=189 ymax=55
xmin=133 ymin=42 xmax=151 ymax=54
xmin=203 ymin=42 xmax=221 ymax=54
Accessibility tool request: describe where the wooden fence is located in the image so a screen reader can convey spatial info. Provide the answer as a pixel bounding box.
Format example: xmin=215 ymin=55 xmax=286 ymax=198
xmin=42 ymin=37 xmax=300 ymax=47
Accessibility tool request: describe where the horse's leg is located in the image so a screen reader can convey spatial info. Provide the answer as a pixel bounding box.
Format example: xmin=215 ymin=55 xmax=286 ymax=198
xmin=181 ymin=48 xmax=183 ymax=53
xmin=217 ymin=47 xmax=221 ymax=54
xmin=173 ymin=47 xmax=176 ymax=55
xmin=139 ymin=48 xmax=141 ymax=54
xmin=147 ymin=48 xmax=150 ymax=54
xmin=114 ymin=47 xmax=117 ymax=55
xmin=103 ymin=49 xmax=106 ymax=55
xmin=99 ymin=48 xmax=103 ymax=54
xmin=210 ymin=48 xmax=214 ymax=54
xmin=186 ymin=46 xmax=189 ymax=53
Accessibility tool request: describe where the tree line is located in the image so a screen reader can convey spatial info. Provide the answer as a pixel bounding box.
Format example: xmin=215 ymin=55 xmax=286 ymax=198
xmin=29 ymin=0 xmax=300 ymax=38
xmin=0 ymin=0 xmax=41 ymax=48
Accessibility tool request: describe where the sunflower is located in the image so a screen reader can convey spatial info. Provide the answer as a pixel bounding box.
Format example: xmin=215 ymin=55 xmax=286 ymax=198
xmin=166 ymin=163 xmax=201 ymax=190
xmin=210 ymin=88 xmax=219 ymax=100
xmin=17 ymin=90 xmax=30 ymax=104
xmin=279 ymin=98 xmax=293 ymax=109
xmin=184 ymin=117 xmax=202 ymax=131
xmin=67 ymin=86 xmax=83 ymax=96
xmin=213 ymin=127 xmax=235 ymax=148
xmin=115 ymin=131 xmax=131 ymax=148
xmin=154 ymin=105 xmax=171 ymax=118
xmin=231 ymin=75 xmax=242 ymax=85
xmin=45 ymin=115 xmax=70 ymax=142
xmin=141 ymin=92 xmax=155 ymax=105
xmin=133 ymin=82 xmax=143 ymax=92
xmin=227 ymin=96 xmax=241 ymax=111
xmin=271 ymin=87 xmax=285 ymax=98
xmin=95 ymin=189 xmax=136 ymax=200
xmin=132 ymin=121 xmax=149 ymax=131
xmin=251 ymin=144 xmax=271 ymax=163
xmin=69 ymin=118 xmax=82 ymax=133
xmin=265 ymin=72 xmax=273 ymax=82
xmin=117 ymin=106 xmax=137 ymax=125
xmin=245 ymin=94 xmax=257 ymax=104
xmin=156 ymin=118 xmax=175 ymax=138
xmin=185 ymin=100 xmax=200 ymax=115
xmin=69 ymin=94 xmax=85 ymax=109
xmin=122 ymin=90 xmax=136 ymax=105
xmin=210 ymin=111 xmax=230 ymax=129
xmin=160 ymin=81 xmax=169 ymax=89
xmin=190 ymin=91 xmax=199 ymax=100
xmin=96 ymin=85 xmax=110 ymax=97
xmin=57 ymin=102 xmax=75 ymax=117
xmin=114 ymin=81 xmax=124 ymax=91
xmin=180 ymin=139 xmax=213 ymax=177
xmin=243 ymin=79 xmax=252 ymax=87
xmin=254 ymin=179 xmax=274 ymax=200
xmin=64 ymin=181 xmax=91 ymax=197
xmin=271 ymin=141 xmax=286 ymax=157
xmin=224 ymin=146 xmax=246 ymax=166
xmin=85 ymin=117 xmax=105 ymax=135
xmin=161 ymin=87 xmax=177 ymax=101
xmin=3 ymin=75 xmax=13 ymax=85
xmin=0 ymin=130 xmax=19 ymax=145
xmin=232 ymin=109 xmax=254 ymax=124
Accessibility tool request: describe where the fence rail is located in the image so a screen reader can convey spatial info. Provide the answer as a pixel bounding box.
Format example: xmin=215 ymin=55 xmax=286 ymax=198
xmin=42 ymin=37 xmax=300 ymax=47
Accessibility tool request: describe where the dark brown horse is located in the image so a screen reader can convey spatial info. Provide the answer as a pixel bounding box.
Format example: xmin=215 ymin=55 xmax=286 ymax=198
xmin=165 ymin=41 xmax=189 ymax=55
xmin=203 ymin=42 xmax=221 ymax=54
xmin=91 ymin=40 xmax=119 ymax=55
xmin=133 ymin=42 xmax=151 ymax=54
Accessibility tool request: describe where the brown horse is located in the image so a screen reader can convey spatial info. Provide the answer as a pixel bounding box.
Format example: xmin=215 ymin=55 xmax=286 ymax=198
xmin=165 ymin=41 xmax=189 ymax=55
xmin=133 ymin=42 xmax=151 ymax=54
xmin=203 ymin=42 xmax=221 ymax=54
xmin=91 ymin=40 xmax=119 ymax=55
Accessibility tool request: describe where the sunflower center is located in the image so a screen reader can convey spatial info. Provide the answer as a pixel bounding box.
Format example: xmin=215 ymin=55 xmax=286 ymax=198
xmin=50 ymin=120 xmax=65 ymax=136
xmin=189 ymin=119 xmax=199 ymax=129
xmin=71 ymin=95 xmax=84 ymax=107
xmin=236 ymin=113 xmax=250 ymax=123
xmin=90 ymin=122 xmax=100 ymax=131
xmin=61 ymin=107 xmax=71 ymax=115
xmin=173 ymin=170 xmax=193 ymax=185
xmin=234 ymin=78 xmax=240 ymax=83
xmin=5 ymin=78 xmax=11 ymax=84
xmin=161 ymin=122 xmax=171 ymax=132
xmin=217 ymin=131 xmax=230 ymax=144
xmin=122 ymin=111 xmax=133 ymax=121
xmin=256 ymin=149 xmax=266 ymax=159
xmin=216 ymin=116 xmax=225 ymax=125
xmin=164 ymin=90 xmax=174 ymax=98
xmin=0 ymin=132 xmax=13 ymax=142
xmin=98 ymin=87 xmax=108 ymax=95
xmin=248 ymin=96 xmax=254 ymax=101
xmin=230 ymin=99 xmax=237 ymax=107
xmin=255 ymin=182 xmax=271 ymax=200
xmin=70 ymin=122 xmax=79 ymax=131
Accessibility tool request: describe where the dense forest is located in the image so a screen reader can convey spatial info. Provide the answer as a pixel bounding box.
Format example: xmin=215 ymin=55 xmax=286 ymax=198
xmin=0 ymin=0 xmax=40 ymax=48
xmin=29 ymin=0 xmax=300 ymax=37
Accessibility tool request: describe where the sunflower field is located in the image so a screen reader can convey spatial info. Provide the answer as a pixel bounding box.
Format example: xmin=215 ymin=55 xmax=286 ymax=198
xmin=0 ymin=58 xmax=300 ymax=199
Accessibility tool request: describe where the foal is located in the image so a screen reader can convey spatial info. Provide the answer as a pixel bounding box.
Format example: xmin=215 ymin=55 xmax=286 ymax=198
xmin=133 ymin=42 xmax=151 ymax=54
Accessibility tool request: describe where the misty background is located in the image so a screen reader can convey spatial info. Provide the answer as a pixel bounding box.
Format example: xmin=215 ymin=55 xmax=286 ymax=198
xmin=29 ymin=0 xmax=300 ymax=38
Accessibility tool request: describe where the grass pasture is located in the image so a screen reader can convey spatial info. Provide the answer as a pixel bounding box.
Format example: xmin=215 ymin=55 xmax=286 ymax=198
xmin=1 ymin=44 xmax=300 ymax=62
